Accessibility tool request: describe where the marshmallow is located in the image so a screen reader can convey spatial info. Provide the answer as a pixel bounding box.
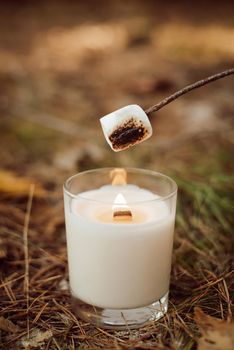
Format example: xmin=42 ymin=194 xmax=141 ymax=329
xmin=100 ymin=104 xmax=153 ymax=152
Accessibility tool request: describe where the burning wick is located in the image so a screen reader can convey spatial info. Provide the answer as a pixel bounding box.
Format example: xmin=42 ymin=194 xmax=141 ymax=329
xmin=112 ymin=193 xmax=132 ymax=221
xmin=110 ymin=168 xmax=127 ymax=185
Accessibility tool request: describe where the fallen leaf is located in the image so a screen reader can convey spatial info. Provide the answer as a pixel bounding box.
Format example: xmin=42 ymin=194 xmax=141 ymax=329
xmin=21 ymin=329 xmax=53 ymax=349
xmin=0 ymin=170 xmax=46 ymax=197
xmin=194 ymin=307 xmax=234 ymax=350
xmin=0 ymin=316 xmax=20 ymax=333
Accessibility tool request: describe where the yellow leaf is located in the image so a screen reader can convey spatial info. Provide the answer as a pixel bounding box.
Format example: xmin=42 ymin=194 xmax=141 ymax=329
xmin=194 ymin=307 xmax=234 ymax=350
xmin=0 ymin=170 xmax=46 ymax=197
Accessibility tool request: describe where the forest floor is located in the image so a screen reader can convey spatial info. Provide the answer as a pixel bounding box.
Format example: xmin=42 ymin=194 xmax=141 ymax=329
xmin=0 ymin=1 xmax=233 ymax=349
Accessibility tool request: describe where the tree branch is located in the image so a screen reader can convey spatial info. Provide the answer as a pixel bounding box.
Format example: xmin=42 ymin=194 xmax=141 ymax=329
xmin=144 ymin=68 xmax=234 ymax=115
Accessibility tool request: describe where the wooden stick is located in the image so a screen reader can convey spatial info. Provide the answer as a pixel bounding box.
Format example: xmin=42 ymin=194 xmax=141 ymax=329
xmin=144 ymin=68 xmax=234 ymax=115
xmin=23 ymin=184 xmax=35 ymax=341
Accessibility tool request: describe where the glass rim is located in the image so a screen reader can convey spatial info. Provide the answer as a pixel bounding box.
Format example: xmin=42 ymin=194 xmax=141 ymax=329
xmin=63 ymin=167 xmax=178 ymax=204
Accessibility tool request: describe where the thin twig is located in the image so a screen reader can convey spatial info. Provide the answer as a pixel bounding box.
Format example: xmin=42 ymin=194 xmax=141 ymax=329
xmin=145 ymin=68 xmax=234 ymax=115
xmin=222 ymin=279 xmax=232 ymax=321
xmin=23 ymin=184 xmax=35 ymax=341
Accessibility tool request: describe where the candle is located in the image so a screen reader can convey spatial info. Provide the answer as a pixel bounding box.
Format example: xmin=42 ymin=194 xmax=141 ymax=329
xmin=64 ymin=168 xmax=177 ymax=328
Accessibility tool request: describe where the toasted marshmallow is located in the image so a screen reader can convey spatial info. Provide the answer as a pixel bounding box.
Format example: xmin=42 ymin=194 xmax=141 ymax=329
xmin=100 ymin=104 xmax=153 ymax=151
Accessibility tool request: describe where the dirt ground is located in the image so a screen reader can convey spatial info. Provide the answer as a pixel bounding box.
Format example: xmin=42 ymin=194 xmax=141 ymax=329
xmin=0 ymin=1 xmax=233 ymax=349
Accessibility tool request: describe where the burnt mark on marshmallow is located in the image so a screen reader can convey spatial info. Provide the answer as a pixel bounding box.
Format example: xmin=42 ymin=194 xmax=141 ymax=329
xmin=109 ymin=117 xmax=149 ymax=151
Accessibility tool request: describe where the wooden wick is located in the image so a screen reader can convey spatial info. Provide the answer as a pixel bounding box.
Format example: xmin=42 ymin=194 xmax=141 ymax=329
xmin=113 ymin=209 xmax=132 ymax=221
xmin=110 ymin=168 xmax=127 ymax=185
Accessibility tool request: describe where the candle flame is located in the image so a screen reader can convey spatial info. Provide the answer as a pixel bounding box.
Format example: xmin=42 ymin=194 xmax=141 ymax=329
xmin=112 ymin=193 xmax=132 ymax=221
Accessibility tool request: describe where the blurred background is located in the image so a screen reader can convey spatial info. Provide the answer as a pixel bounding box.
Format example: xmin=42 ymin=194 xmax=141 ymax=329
xmin=0 ymin=0 xmax=233 ymax=183
xmin=0 ymin=2 xmax=233 ymax=348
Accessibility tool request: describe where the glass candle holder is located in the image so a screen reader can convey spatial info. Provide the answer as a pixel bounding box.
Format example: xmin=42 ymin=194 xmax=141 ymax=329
xmin=63 ymin=168 xmax=177 ymax=329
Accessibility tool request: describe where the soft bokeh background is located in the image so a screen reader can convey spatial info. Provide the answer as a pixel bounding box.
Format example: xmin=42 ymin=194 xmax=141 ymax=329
xmin=0 ymin=0 xmax=233 ymax=180
xmin=0 ymin=1 xmax=233 ymax=349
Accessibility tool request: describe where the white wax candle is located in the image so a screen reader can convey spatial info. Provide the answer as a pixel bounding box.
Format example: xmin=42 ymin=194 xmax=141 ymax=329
xmin=64 ymin=185 xmax=175 ymax=309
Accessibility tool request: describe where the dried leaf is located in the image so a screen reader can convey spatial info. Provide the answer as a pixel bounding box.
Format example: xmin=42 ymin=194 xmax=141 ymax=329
xmin=194 ymin=307 xmax=234 ymax=350
xmin=0 ymin=170 xmax=46 ymax=197
xmin=21 ymin=329 xmax=53 ymax=348
xmin=0 ymin=316 xmax=20 ymax=333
